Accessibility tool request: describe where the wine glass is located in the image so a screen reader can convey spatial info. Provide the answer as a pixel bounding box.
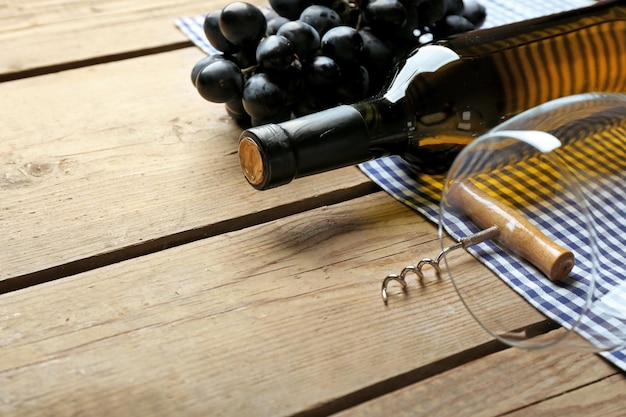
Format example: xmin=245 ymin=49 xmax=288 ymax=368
xmin=439 ymin=92 xmax=626 ymax=352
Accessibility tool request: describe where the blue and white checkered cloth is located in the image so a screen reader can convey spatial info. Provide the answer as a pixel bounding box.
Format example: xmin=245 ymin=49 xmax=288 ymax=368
xmin=368 ymin=116 xmax=626 ymax=366
xmin=176 ymin=0 xmax=626 ymax=371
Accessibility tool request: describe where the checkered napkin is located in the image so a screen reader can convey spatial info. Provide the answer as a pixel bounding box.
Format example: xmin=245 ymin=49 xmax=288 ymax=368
xmin=175 ymin=0 xmax=626 ymax=371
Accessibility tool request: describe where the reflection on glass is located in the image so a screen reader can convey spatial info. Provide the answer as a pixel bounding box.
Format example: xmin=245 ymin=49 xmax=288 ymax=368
xmin=439 ymin=93 xmax=626 ymax=351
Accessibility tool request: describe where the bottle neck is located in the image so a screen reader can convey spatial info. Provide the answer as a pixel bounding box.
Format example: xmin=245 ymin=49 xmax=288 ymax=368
xmin=239 ymin=105 xmax=376 ymax=190
xmin=352 ymin=99 xmax=410 ymax=152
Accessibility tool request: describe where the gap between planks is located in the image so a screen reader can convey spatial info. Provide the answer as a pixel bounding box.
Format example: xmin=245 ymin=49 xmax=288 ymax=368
xmin=0 ymin=181 xmax=380 ymax=295
xmin=293 ymin=338 xmax=510 ymax=417
xmin=296 ymin=319 xmax=563 ymax=417
xmin=0 ymin=41 xmax=193 ymax=83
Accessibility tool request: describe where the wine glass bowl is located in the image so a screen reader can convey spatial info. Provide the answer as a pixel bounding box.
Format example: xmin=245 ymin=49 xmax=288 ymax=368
xmin=439 ymin=93 xmax=626 ymax=351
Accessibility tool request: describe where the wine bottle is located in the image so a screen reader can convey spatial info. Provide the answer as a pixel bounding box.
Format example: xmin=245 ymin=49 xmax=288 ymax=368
xmin=238 ymin=0 xmax=626 ymax=190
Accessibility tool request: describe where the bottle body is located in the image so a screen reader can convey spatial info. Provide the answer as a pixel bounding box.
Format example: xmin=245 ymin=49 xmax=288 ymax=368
xmin=239 ymin=0 xmax=626 ymax=190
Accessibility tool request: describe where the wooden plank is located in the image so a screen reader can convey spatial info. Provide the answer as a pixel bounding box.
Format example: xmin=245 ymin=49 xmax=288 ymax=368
xmin=508 ymin=373 xmax=626 ymax=416
xmin=0 ymin=192 xmax=546 ymax=417
xmin=335 ymin=338 xmax=622 ymax=417
xmin=0 ymin=0 xmax=250 ymax=78
xmin=0 ymin=46 xmax=375 ymax=285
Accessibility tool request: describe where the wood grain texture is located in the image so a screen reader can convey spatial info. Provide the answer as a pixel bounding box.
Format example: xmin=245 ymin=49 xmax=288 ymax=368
xmin=507 ymin=373 xmax=626 ymax=416
xmin=0 ymin=192 xmax=545 ymax=417
xmin=335 ymin=338 xmax=622 ymax=417
xmin=0 ymin=47 xmax=374 ymax=283
xmin=0 ymin=0 xmax=246 ymax=77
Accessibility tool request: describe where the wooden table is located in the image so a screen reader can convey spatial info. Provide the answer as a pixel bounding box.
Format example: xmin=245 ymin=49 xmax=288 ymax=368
xmin=1 ymin=1 xmax=624 ymax=415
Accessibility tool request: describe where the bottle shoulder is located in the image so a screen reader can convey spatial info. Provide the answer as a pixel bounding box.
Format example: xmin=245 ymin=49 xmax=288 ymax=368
xmin=383 ymin=45 xmax=461 ymax=104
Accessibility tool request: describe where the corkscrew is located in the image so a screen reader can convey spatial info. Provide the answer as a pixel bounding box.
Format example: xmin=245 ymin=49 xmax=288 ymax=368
xmin=381 ymin=226 xmax=500 ymax=303
xmin=381 ymin=179 xmax=576 ymax=303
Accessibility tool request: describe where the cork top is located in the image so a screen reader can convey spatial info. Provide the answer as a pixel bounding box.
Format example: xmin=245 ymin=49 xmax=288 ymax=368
xmin=238 ymin=137 xmax=265 ymax=186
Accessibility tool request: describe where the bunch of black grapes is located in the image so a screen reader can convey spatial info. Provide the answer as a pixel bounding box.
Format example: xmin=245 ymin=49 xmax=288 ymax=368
xmin=191 ymin=0 xmax=486 ymax=127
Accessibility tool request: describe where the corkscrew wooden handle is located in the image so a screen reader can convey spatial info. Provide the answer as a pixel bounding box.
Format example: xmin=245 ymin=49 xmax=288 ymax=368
xmin=446 ymin=180 xmax=575 ymax=281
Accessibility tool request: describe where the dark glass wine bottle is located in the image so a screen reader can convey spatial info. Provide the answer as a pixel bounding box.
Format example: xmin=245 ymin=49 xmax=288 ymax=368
xmin=238 ymin=0 xmax=626 ymax=190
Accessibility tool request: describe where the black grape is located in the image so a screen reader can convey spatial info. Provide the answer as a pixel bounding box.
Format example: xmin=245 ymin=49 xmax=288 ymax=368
xmin=321 ymin=26 xmax=363 ymax=64
xmin=269 ymin=0 xmax=313 ymax=20
xmin=276 ymin=67 xmax=305 ymax=105
xmin=415 ymin=0 xmax=448 ymax=26
xmin=225 ymin=99 xmax=252 ymax=127
xmin=337 ymin=64 xmax=369 ymax=102
xmin=359 ymin=28 xmax=395 ymax=93
xmin=196 ymin=59 xmax=244 ymax=103
xmin=276 ymin=21 xmax=321 ymax=62
xmin=219 ymin=2 xmax=267 ymax=46
xmin=293 ymin=89 xmax=337 ymax=116
xmin=233 ymin=46 xmax=258 ymax=69
xmin=363 ymin=0 xmax=408 ymax=33
xmin=191 ymin=55 xmax=224 ymax=86
xmin=203 ymin=10 xmax=239 ymax=54
xmin=304 ymin=55 xmax=341 ymax=88
xmin=256 ymin=35 xmax=295 ymax=71
xmin=242 ymin=73 xmax=290 ymax=123
xmin=267 ymin=16 xmax=290 ymax=34
xmin=461 ymin=0 xmax=487 ymax=27
xmin=299 ymin=5 xmax=342 ymax=36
